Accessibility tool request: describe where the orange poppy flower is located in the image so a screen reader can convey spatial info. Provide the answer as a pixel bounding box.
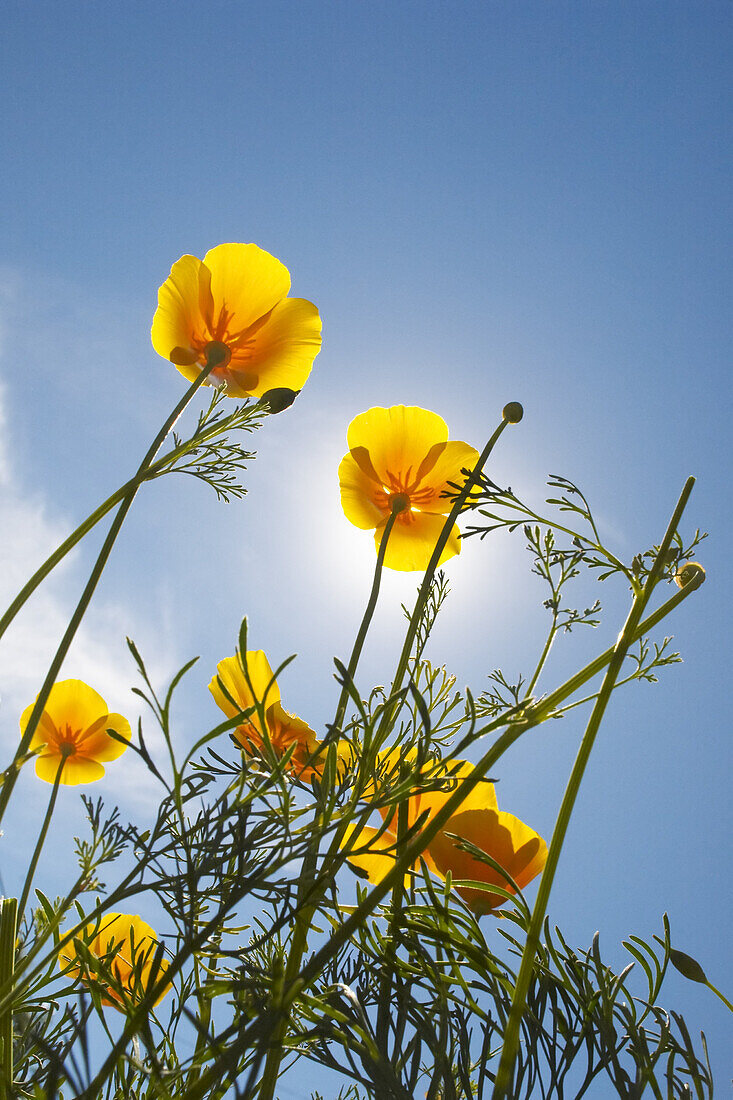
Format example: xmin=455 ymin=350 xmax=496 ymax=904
xmin=59 ymin=913 xmax=171 ymax=1009
xmin=209 ymin=650 xmax=323 ymax=781
xmin=151 ymin=243 xmax=322 ymax=398
xmin=338 ymin=405 xmax=479 ymax=571
xmin=345 ymin=757 xmax=547 ymax=914
xmin=20 ymin=680 xmax=131 ymax=786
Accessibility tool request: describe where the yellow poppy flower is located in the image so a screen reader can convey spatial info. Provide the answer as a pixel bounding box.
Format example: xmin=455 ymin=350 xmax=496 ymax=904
xmin=59 ymin=913 xmax=170 ymax=1009
xmin=19 ymin=680 xmax=131 ymax=786
xmin=425 ymin=805 xmax=548 ymax=916
xmin=345 ymin=756 xmax=546 ymax=914
xmin=209 ymin=651 xmax=323 ymax=781
xmin=338 ymin=405 xmax=480 ymax=571
xmin=151 ymin=242 xmax=322 ymax=398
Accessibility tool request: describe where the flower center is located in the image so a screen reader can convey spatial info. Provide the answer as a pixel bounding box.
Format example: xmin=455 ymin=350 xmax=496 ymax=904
xmin=389 ymin=492 xmax=411 ymax=515
xmin=203 ymin=340 xmax=231 ymax=368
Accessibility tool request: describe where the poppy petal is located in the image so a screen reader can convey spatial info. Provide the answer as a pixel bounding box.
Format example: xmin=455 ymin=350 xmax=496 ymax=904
xmin=222 ymin=296 xmax=322 ymax=397
xmin=35 ymin=753 xmax=105 ymax=786
xmin=78 ymin=713 xmax=132 ymax=762
xmin=209 ymin=651 xmax=280 ymax=731
xmin=374 ymin=512 xmax=461 ymax=572
xmin=346 ymin=406 xmax=449 ymax=487
xmin=37 ymin=680 xmax=109 ymax=735
xmin=415 ymin=441 xmax=481 ymax=514
xmin=202 ymin=243 xmax=291 ymax=334
xmin=151 ymin=254 xmax=213 ymax=362
xmin=338 ymin=452 xmax=387 ymax=530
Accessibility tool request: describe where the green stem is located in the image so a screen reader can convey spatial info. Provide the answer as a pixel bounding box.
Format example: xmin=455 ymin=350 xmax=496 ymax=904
xmin=383 ymin=414 xmax=510 ymax=732
xmin=0 ymin=353 xmax=221 ymax=826
xmin=257 ymin=509 xmax=402 ymax=1100
xmin=452 ymin=558 xmax=704 ymax=760
xmin=706 ymin=981 xmax=733 ymax=1014
xmin=0 ymin=899 xmax=17 ymax=1093
xmin=332 ymin=503 xmax=402 ymax=734
xmin=524 ymin=612 xmax=558 ymax=699
xmin=17 ymin=761 xmax=64 ymax=920
xmin=0 ymin=391 xmax=256 ymax=644
xmin=491 ymin=476 xmax=697 ymax=1099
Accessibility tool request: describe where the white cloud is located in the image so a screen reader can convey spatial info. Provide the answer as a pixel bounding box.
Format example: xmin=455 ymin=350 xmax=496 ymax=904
xmin=0 ymin=272 xmax=177 ymax=811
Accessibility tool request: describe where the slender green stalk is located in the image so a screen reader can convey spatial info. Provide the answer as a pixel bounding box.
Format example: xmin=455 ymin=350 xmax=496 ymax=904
xmin=453 ymin=560 xmax=705 ymax=759
xmin=491 ymin=476 xmax=697 ymax=1099
xmin=257 ymin=507 xmax=404 ymax=1100
xmin=524 ymin=611 xmax=558 ymax=699
xmin=17 ymin=761 xmax=64 ymax=920
xmin=0 ymin=898 xmax=17 ymax=1094
xmin=332 ymin=502 xmax=403 ymax=734
xmin=706 ymin=981 xmax=733 ymax=1014
xmin=0 ymin=351 xmax=223 ymax=825
xmin=0 ymin=391 xmax=260 ymax=644
xmin=385 ymin=413 xmax=510 ymax=715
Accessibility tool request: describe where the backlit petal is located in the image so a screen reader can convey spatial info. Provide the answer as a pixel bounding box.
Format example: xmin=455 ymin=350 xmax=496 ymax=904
xmin=77 ymin=713 xmax=131 ymax=762
xmin=22 ymin=708 xmax=59 ymax=753
xmin=61 ymin=913 xmax=171 ymax=1008
xmin=36 ymin=753 xmax=105 ymax=786
xmin=375 ymin=512 xmax=461 ymax=572
xmin=411 ymin=760 xmax=499 ymax=824
xmin=203 ymin=243 xmax=291 ymax=333
xmin=338 ymin=452 xmax=387 ymax=530
xmin=209 ymin=651 xmax=280 ymax=731
xmin=428 ymin=807 xmax=547 ymax=914
xmin=416 ymin=441 xmax=481 ymax=514
xmin=38 ymin=680 xmax=109 ymax=735
xmin=151 ymin=254 xmax=212 ymax=360
xmin=222 ymin=296 xmax=322 ymax=398
xmin=346 ymin=406 xmax=448 ymax=487
xmin=265 ymin=701 xmax=321 ymax=778
xmin=341 ymin=824 xmax=405 ymax=885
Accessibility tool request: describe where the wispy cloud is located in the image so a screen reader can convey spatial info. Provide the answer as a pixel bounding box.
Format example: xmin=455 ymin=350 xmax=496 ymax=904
xmin=0 ymin=270 xmax=177 ymax=810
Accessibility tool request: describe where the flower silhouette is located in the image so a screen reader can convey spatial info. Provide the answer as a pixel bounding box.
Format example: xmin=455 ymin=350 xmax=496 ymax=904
xmin=152 ymin=242 xmax=322 ymax=398
xmin=339 ymin=405 xmax=479 ymax=571
xmin=59 ymin=912 xmax=170 ymax=1009
xmin=20 ymin=680 xmax=131 ymax=785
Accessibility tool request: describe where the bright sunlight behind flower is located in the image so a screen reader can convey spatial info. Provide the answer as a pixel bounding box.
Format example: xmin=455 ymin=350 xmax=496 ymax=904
xmin=58 ymin=913 xmax=171 ymax=1009
xmin=19 ymin=679 xmax=131 ymax=785
xmin=151 ymin=242 xmax=322 ymax=398
xmin=338 ymin=405 xmax=480 ymax=571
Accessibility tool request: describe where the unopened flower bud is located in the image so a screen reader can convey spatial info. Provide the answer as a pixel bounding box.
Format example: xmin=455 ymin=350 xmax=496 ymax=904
xmin=674 ymin=562 xmax=706 ymax=589
xmin=502 ymin=401 xmax=524 ymax=424
xmin=669 ymin=948 xmax=707 ymax=984
xmin=262 ymin=388 xmax=299 ymax=414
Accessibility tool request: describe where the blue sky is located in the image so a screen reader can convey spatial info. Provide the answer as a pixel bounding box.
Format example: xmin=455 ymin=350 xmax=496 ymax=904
xmin=1 ymin=1 xmax=730 ymax=1092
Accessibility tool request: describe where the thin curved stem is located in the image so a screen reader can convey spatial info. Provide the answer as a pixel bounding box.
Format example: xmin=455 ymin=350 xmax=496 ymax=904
xmin=257 ymin=507 xmax=401 ymax=1100
xmin=0 ymin=354 xmax=221 ymax=825
xmin=0 ymin=898 xmax=17 ymax=1092
xmin=0 ymin=391 xmax=259 ymax=644
xmin=17 ymin=761 xmax=64 ymax=920
xmin=382 ymin=414 xmax=510 ymax=734
xmin=524 ymin=612 xmax=558 ymax=699
xmin=492 ymin=476 xmax=697 ymax=1099
xmin=332 ymin=503 xmax=402 ymax=734
xmin=706 ymin=981 xmax=733 ymax=1014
